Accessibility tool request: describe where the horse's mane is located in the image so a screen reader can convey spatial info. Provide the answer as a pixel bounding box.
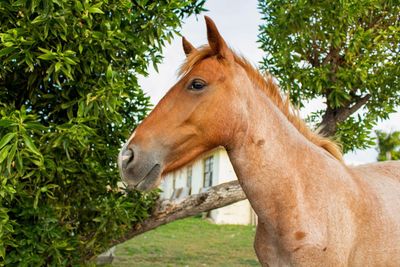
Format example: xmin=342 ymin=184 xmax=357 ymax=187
xmin=179 ymin=46 xmax=343 ymax=161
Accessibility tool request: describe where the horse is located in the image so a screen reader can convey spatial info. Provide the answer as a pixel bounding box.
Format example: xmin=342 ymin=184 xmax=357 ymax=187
xmin=118 ymin=16 xmax=400 ymax=266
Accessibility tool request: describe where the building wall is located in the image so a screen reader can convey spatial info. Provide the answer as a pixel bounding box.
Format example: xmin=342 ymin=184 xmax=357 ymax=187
xmin=159 ymin=147 xmax=257 ymax=225
xmin=160 ymin=151 xmax=207 ymax=200
xmin=210 ymin=199 xmax=256 ymax=225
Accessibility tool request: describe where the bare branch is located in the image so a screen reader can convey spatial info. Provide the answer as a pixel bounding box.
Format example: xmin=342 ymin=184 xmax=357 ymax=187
xmin=103 ymin=181 xmax=246 ymax=253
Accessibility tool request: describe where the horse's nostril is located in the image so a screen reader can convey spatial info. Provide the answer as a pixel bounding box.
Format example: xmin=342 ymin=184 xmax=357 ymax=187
xmin=121 ymin=148 xmax=134 ymax=169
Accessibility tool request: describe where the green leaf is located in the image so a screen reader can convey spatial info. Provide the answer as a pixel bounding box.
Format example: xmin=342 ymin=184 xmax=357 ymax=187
xmin=11 ymin=0 xmax=24 ymax=6
xmin=3 ymin=42 xmax=14 ymax=47
xmin=75 ymin=1 xmax=83 ymax=11
xmin=0 ymin=119 xmax=16 ymax=128
xmin=38 ymin=47 xmax=52 ymax=54
xmin=0 ymin=132 xmax=16 ymax=150
xmin=106 ymin=64 xmax=113 ymax=81
xmin=0 ymin=243 xmax=5 ymax=259
xmin=38 ymin=52 xmax=58 ymax=60
xmin=31 ymin=15 xmax=47 ymax=24
xmin=33 ymin=189 xmax=40 ymax=209
xmin=0 ymin=47 xmax=16 ymax=57
xmin=55 ymin=62 xmax=62 ymax=72
xmin=15 ymin=150 xmax=23 ymax=173
xmin=63 ymin=57 xmax=78 ymax=65
xmin=92 ymin=217 xmax=102 ymax=222
xmin=6 ymin=141 xmax=17 ymax=173
xmin=0 ymin=145 xmax=10 ymax=163
xmin=88 ymin=7 xmax=104 ymax=14
xmin=25 ymin=122 xmax=46 ymax=131
xmin=22 ymin=135 xmax=41 ymax=156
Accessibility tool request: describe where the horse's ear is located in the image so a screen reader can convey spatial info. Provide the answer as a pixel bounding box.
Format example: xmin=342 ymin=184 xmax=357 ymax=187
xmin=204 ymin=16 xmax=233 ymax=61
xmin=182 ymin=37 xmax=196 ymax=56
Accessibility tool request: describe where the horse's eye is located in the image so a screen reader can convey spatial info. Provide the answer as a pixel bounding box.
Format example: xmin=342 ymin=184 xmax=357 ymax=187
xmin=189 ymin=79 xmax=206 ymax=90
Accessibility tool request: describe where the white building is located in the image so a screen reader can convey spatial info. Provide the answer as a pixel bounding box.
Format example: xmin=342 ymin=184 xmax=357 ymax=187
xmin=159 ymin=147 xmax=257 ymax=225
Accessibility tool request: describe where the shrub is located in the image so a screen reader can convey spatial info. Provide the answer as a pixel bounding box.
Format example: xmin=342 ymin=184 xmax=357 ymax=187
xmin=0 ymin=0 xmax=205 ymax=265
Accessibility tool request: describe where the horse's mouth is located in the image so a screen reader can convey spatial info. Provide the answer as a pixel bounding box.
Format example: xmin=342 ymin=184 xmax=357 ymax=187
xmin=134 ymin=163 xmax=162 ymax=191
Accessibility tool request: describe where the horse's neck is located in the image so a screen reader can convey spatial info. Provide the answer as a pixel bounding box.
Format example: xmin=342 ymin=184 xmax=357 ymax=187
xmin=227 ymin=90 xmax=350 ymax=230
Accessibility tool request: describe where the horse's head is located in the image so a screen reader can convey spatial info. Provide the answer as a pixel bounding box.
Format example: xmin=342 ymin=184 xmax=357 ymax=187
xmin=118 ymin=17 xmax=253 ymax=191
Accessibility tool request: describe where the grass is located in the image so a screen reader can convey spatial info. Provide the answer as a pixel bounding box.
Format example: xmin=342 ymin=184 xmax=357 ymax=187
xmin=110 ymin=217 xmax=259 ymax=267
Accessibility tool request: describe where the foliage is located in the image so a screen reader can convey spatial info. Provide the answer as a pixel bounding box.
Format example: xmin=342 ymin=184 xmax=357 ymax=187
xmin=258 ymin=0 xmax=400 ymax=152
xmin=0 ymin=0 xmax=205 ymax=265
xmin=376 ymin=130 xmax=400 ymax=161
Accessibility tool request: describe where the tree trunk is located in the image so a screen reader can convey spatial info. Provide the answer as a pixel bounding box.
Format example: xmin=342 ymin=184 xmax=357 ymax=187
xmin=96 ymin=180 xmax=246 ymax=258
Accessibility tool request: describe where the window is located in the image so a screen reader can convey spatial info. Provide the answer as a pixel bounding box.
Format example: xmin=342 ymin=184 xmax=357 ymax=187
xmin=186 ymin=165 xmax=193 ymax=188
xmin=203 ymin=156 xmax=214 ymax=188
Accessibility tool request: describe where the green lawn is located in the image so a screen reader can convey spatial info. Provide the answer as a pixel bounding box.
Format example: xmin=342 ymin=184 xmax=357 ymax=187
xmin=110 ymin=217 xmax=259 ymax=267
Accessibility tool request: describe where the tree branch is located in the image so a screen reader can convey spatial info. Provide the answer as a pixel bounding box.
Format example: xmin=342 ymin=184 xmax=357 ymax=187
xmin=321 ymin=46 xmax=337 ymax=66
xmin=319 ymin=94 xmax=371 ymax=137
xmin=336 ymin=94 xmax=371 ymax=122
xmin=104 ymin=181 xmax=246 ymax=252
xmin=306 ymin=39 xmax=321 ymax=67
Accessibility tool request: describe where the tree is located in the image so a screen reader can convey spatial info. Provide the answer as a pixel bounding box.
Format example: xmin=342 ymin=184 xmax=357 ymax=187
xmin=0 ymin=0 xmax=205 ymax=265
xmin=258 ymin=0 xmax=400 ymax=152
xmin=376 ymin=130 xmax=400 ymax=161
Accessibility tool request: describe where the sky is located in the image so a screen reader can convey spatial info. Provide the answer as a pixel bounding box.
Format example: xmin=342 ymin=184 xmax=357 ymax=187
xmin=138 ymin=0 xmax=400 ymax=165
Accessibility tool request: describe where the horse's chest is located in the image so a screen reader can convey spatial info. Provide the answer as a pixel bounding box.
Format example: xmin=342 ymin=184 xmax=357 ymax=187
xmin=255 ymin=221 xmax=330 ymax=266
xmin=259 ymin=240 xmax=343 ymax=267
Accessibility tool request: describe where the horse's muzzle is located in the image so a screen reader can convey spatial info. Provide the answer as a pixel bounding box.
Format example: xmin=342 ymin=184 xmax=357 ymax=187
xmin=118 ymin=142 xmax=163 ymax=191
